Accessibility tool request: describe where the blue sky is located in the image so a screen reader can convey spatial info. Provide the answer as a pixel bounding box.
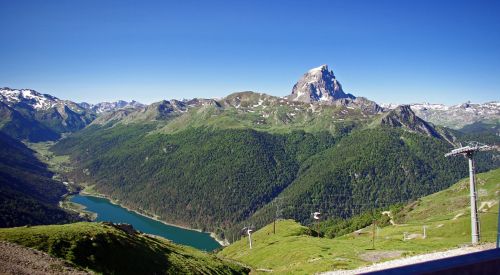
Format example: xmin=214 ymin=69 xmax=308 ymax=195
xmin=0 ymin=0 xmax=499 ymax=105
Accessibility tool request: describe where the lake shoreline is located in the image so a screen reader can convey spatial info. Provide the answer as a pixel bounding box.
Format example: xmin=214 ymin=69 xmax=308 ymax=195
xmin=75 ymin=190 xmax=229 ymax=247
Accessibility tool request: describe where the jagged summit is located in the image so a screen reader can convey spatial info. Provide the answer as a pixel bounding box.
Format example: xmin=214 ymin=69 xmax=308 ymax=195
xmin=288 ymin=65 xmax=355 ymax=103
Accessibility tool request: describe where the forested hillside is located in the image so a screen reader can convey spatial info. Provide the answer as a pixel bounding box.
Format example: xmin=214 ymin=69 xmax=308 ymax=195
xmin=219 ymin=168 xmax=500 ymax=274
xmin=50 ymin=113 xmax=498 ymax=240
xmin=52 ymin=125 xmax=339 ymax=232
xmin=0 ymin=132 xmax=78 ymax=227
xmin=0 ymin=102 xmax=60 ymax=142
xmin=223 ymin=127 xmax=495 ymax=239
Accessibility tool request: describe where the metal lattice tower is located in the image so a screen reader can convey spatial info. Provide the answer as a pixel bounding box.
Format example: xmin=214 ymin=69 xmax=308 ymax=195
xmin=272 ymin=197 xmax=284 ymax=234
xmin=445 ymin=141 xmax=494 ymax=245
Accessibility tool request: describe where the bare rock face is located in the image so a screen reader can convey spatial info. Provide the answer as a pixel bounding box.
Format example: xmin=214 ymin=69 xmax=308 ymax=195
xmin=80 ymin=100 xmax=145 ymax=114
xmin=103 ymin=222 xmax=137 ymax=235
xmin=381 ymin=105 xmax=438 ymax=135
xmin=334 ymin=97 xmax=384 ymax=115
xmin=288 ymin=65 xmax=355 ymax=103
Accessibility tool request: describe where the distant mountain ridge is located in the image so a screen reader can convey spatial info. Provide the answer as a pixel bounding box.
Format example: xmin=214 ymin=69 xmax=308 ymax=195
xmin=382 ymin=101 xmax=500 ymax=129
xmin=0 ymin=88 xmax=148 ymax=141
xmin=86 ymin=65 xmax=384 ymax=132
xmin=0 ymin=87 xmax=95 ymax=141
xmin=3 ymin=65 xmax=497 ymax=137
xmin=79 ymin=100 xmax=145 ymax=114
xmin=0 ymin=87 xmax=89 ymax=114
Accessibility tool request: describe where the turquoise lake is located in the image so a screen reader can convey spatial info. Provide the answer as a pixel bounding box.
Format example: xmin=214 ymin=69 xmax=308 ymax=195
xmin=71 ymin=194 xmax=221 ymax=251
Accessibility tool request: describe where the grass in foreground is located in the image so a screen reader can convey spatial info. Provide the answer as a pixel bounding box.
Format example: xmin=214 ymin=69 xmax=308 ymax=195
xmin=219 ymin=168 xmax=500 ymax=274
xmin=0 ymin=222 xmax=249 ymax=274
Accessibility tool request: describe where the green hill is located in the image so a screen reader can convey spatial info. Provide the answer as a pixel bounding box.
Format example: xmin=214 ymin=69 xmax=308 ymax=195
xmin=0 ymin=222 xmax=249 ymax=274
xmin=218 ymin=168 xmax=500 ymax=274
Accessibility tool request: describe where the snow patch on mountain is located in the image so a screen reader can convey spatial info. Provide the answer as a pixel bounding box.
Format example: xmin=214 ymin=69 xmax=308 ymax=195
xmin=0 ymin=88 xmax=59 ymax=110
xmin=381 ymin=101 xmax=499 ymax=129
xmin=80 ymin=100 xmax=145 ymax=114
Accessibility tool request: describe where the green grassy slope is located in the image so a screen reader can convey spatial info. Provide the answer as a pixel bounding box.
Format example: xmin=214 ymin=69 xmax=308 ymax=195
xmin=85 ymin=91 xmax=366 ymax=135
xmin=156 ymin=100 xmax=364 ymax=135
xmin=219 ymin=169 xmax=500 ymax=274
xmin=0 ymin=222 xmax=249 ymax=274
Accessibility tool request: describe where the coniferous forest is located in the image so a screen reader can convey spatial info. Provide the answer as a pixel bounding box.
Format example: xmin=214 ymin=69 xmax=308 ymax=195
xmin=51 ymin=121 xmax=499 ymax=239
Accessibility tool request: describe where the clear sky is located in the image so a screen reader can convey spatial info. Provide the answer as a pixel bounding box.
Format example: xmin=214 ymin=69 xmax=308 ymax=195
xmin=1 ymin=0 xmax=499 ymax=105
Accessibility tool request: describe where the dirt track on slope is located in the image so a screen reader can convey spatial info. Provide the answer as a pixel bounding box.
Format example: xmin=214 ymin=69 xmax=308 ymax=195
xmin=0 ymin=241 xmax=90 ymax=275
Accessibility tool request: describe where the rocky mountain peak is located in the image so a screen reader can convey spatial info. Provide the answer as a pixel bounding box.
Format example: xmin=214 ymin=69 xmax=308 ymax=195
xmin=288 ymin=65 xmax=355 ymax=103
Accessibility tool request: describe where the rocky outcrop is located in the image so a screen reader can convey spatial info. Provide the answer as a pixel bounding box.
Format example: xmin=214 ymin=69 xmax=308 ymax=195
xmin=381 ymin=105 xmax=455 ymax=143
